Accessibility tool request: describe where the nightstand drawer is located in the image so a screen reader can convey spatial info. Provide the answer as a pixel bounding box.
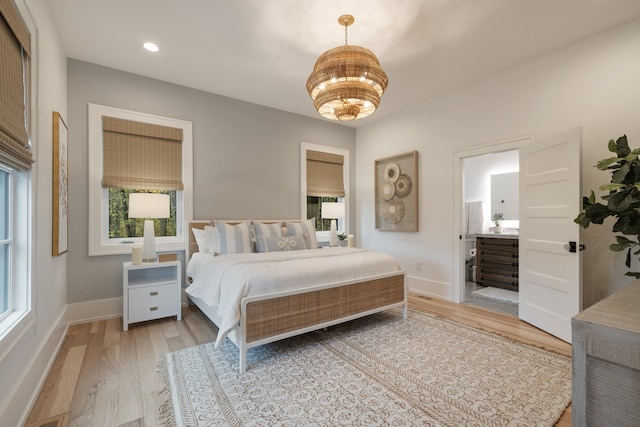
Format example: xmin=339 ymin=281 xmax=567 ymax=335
xmin=128 ymin=283 xmax=178 ymax=323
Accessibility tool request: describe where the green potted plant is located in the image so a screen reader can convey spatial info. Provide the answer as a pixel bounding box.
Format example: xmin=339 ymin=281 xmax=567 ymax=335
xmin=337 ymin=232 xmax=347 ymax=247
xmin=575 ymin=135 xmax=640 ymax=278
xmin=491 ymin=213 xmax=504 ymax=233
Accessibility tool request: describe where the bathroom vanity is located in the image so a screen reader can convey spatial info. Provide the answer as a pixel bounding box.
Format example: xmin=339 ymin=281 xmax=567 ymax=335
xmin=476 ymin=236 xmax=519 ymax=291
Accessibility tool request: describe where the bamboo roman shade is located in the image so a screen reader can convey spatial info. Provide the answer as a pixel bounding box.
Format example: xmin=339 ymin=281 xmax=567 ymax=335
xmin=101 ymin=116 xmax=184 ymax=190
xmin=0 ymin=0 xmax=32 ymax=170
xmin=307 ymin=150 xmax=345 ymax=197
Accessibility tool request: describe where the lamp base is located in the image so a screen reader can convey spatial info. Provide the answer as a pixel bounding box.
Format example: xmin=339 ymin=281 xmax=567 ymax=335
xmin=330 ymin=219 xmax=337 ymax=247
xmin=142 ymin=219 xmax=157 ymax=262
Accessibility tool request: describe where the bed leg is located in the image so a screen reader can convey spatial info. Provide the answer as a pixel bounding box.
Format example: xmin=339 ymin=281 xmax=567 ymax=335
xmin=240 ymin=349 xmax=247 ymax=374
xmin=403 ymin=303 xmax=408 ymax=319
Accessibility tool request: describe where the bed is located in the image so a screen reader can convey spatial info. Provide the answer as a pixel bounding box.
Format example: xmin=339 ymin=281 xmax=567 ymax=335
xmin=184 ymin=219 xmax=407 ymax=373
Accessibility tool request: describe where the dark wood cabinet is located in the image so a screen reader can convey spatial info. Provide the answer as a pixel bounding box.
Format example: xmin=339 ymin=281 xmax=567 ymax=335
xmin=476 ymin=237 xmax=518 ymax=291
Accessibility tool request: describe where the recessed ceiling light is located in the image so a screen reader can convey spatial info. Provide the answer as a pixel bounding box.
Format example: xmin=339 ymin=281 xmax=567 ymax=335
xmin=143 ymin=42 xmax=159 ymax=52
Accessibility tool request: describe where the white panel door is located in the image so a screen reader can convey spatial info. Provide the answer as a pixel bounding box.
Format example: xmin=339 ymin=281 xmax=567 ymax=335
xmin=519 ymin=128 xmax=582 ymax=342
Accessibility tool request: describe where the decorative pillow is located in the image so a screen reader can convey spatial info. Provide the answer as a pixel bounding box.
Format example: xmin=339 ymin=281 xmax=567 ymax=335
xmin=256 ymin=235 xmax=307 ymax=253
xmin=286 ymin=218 xmax=318 ymax=249
xmin=215 ymin=221 xmax=252 ymax=254
xmin=204 ymin=225 xmax=219 ymax=254
xmin=252 ymin=221 xmax=283 ymax=239
xmin=192 ymin=227 xmax=211 ymax=253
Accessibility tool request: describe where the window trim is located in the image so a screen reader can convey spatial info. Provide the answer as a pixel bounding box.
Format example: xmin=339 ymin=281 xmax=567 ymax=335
xmin=0 ymin=165 xmax=13 ymax=322
xmin=300 ymin=142 xmax=349 ymax=244
xmin=88 ymin=104 xmax=193 ymax=256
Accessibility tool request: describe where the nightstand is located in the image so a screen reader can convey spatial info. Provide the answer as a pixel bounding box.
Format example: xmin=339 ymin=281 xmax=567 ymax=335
xmin=123 ymin=260 xmax=181 ymax=331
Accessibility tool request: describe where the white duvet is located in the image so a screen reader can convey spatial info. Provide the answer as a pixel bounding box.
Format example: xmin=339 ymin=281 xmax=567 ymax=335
xmin=185 ymin=247 xmax=402 ymax=347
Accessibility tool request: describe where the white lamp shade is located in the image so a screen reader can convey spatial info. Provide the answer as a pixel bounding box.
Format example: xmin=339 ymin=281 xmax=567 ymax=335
xmin=322 ymin=202 xmax=345 ymax=219
xmin=128 ymin=193 xmax=170 ymax=219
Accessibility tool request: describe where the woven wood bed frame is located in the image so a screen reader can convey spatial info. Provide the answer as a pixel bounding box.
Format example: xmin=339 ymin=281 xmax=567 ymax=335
xmin=185 ymin=220 xmax=407 ymax=373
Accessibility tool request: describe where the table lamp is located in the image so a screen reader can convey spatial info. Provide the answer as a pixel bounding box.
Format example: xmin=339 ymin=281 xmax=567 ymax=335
xmin=128 ymin=193 xmax=170 ymax=262
xmin=322 ymin=202 xmax=345 ymax=247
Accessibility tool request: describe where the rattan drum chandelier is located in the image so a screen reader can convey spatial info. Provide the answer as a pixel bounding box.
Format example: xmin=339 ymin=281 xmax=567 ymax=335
xmin=306 ymin=14 xmax=388 ymax=122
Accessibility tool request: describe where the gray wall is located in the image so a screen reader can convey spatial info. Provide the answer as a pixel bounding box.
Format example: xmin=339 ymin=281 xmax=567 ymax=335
xmin=67 ymin=59 xmax=355 ymax=303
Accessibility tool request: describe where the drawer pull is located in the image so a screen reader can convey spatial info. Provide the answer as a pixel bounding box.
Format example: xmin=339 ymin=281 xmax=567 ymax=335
xmin=150 ymin=291 xmax=158 ymax=296
xmin=149 ymin=307 xmax=158 ymax=311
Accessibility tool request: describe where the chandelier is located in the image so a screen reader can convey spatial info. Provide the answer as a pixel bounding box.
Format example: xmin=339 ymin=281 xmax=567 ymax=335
xmin=306 ymin=14 xmax=388 ymax=122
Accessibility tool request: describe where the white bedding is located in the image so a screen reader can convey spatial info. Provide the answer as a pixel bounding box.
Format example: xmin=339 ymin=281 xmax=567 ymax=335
xmin=185 ymin=247 xmax=402 ymax=347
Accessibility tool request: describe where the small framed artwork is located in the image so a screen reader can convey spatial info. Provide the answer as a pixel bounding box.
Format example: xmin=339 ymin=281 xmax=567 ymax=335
xmin=53 ymin=111 xmax=68 ymax=256
xmin=375 ymin=151 xmax=418 ymax=231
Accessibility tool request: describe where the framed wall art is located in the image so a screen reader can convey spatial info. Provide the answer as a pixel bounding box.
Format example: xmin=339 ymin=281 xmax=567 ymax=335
xmin=53 ymin=111 xmax=68 ymax=256
xmin=375 ymin=151 xmax=418 ymax=231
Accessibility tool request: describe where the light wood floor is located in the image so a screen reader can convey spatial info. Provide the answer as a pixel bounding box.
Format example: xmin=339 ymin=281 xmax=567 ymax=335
xmin=25 ymin=293 xmax=572 ymax=427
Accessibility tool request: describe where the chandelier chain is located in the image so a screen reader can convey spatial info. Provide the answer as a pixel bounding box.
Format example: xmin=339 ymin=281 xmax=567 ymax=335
xmin=344 ymin=23 xmax=348 ymax=46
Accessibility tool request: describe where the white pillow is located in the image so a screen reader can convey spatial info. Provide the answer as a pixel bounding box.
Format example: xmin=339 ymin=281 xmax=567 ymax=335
xmin=191 ymin=225 xmax=220 ymax=254
xmin=286 ymin=218 xmax=318 ymax=249
xmin=256 ymin=235 xmax=307 ymax=252
xmin=192 ymin=227 xmax=211 ymax=253
xmin=215 ymin=221 xmax=252 ymax=254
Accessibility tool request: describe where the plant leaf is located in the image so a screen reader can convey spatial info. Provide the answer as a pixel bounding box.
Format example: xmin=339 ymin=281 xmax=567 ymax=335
xmin=624 ymin=271 xmax=640 ymax=279
xmin=610 ymin=243 xmax=628 ymax=251
xmin=612 ymin=213 xmax=640 ymax=235
xmin=611 ymin=163 xmax=631 ymax=184
xmin=626 ymin=149 xmax=640 ymax=162
xmin=615 ymin=235 xmax=636 ymax=245
xmin=608 ymin=138 xmax=617 ymax=152
xmin=596 ymin=157 xmax=620 ymax=170
xmin=626 ymin=248 xmax=631 ymax=267
xmin=599 ymin=183 xmax=625 ymax=192
xmin=581 ymin=202 xmax=611 ymax=225
xmin=574 ymin=212 xmax=590 ymax=228
xmin=616 ymin=135 xmax=631 ymax=158
xmin=607 ymin=190 xmax=633 ymax=212
xmin=610 ymin=236 xmax=637 ymax=252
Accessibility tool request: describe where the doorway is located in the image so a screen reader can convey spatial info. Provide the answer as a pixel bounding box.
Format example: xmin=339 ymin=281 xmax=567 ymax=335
xmin=452 ymin=135 xmax=532 ymax=310
xmin=462 ymin=150 xmax=520 ymax=316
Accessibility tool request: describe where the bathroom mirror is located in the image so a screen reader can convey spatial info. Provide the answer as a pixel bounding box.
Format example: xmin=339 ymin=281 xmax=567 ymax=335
xmin=491 ymin=172 xmax=519 ymax=220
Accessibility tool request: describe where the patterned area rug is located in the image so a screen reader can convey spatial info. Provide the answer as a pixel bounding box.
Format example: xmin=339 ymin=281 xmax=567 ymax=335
xmin=160 ymin=309 xmax=571 ymax=426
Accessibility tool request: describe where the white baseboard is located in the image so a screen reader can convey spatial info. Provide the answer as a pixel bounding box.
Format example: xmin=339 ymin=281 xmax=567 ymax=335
xmin=407 ymin=275 xmax=453 ymax=301
xmin=66 ymin=297 xmax=123 ymax=325
xmin=7 ymin=311 xmax=67 ymax=427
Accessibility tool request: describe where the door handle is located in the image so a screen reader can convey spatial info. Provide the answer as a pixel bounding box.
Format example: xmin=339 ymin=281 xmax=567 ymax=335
xmin=564 ymin=241 xmax=585 ymax=253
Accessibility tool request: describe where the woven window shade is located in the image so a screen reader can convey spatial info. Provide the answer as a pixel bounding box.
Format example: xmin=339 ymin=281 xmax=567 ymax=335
xmin=0 ymin=0 xmax=32 ymax=170
xmin=101 ymin=116 xmax=184 ymax=190
xmin=307 ymin=150 xmax=345 ymax=197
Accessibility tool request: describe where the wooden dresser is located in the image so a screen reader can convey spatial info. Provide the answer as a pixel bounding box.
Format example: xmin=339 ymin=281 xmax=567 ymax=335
xmin=572 ymin=281 xmax=640 ymax=426
xmin=476 ymin=237 xmax=518 ymax=291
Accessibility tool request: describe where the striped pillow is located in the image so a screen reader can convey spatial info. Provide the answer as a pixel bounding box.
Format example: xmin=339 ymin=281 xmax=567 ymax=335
xmin=286 ymin=219 xmax=318 ymax=250
xmin=215 ymin=221 xmax=252 ymax=254
xmin=252 ymin=221 xmax=283 ymax=239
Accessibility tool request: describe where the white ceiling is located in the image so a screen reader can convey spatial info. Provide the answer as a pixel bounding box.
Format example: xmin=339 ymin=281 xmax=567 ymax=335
xmin=43 ymin=0 xmax=640 ymax=127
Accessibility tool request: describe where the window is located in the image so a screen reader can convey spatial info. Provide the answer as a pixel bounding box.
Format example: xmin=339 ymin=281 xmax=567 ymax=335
xmin=0 ymin=0 xmax=33 ymax=337
xmin=307 ymin=196 xmax=339 ymax=232
xmin=108 ymin=189 xmax=176 ymax=239
xmin=89 ymin=104 xmax=193 ymax=255
xmin=300 ymin=143 xmax=349 ymax=243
